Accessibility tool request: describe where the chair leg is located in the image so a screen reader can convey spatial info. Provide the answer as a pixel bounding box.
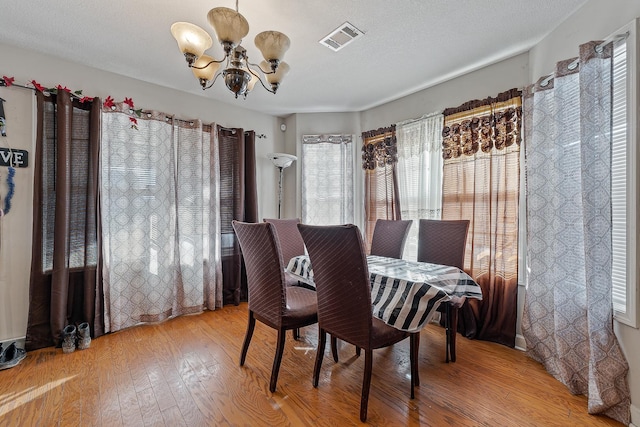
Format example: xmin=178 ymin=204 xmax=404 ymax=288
xmin=240 ymin=311 xmax=256 ymax=366
xmin=355 ymin=346 xmax=361 ymax=357
xmin=410 ymin=332 xmax=420 ymax=388
xmin=269 ymin=328 xmax=287 ymax=393
xmin=292 ymin=328 xmax=300 ymax=340
xmin=331 ymin=335 xmax=339 ymax=362
xmin=449 ymin=306 xmax=458 ymax=363
xmin=360 ymin=350 xmax=373 ymax=422
xmin=313 ymin=329 xmax=327 ymax=388
xmin=444 ymin=303 xmax=451 ymax=363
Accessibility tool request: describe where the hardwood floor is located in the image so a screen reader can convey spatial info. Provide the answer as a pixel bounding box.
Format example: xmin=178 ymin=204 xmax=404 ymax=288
xmin=0 ymin=303 xmax=624 ymax=426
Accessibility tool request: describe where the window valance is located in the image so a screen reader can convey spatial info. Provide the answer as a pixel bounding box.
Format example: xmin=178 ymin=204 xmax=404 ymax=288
xmin=442 ymin=89 xmax=522 ymax=159
xmin=361 ymin=125 xmax=397 ymax=170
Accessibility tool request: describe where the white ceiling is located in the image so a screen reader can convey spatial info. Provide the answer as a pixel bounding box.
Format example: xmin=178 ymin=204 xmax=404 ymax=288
xmin=1 ymin=0 xmax=587 ymax=117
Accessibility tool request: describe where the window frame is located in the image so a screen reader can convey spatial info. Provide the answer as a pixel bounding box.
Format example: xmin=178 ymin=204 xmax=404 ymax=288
xmin=613 ymin=19 xmax=639 ymax=328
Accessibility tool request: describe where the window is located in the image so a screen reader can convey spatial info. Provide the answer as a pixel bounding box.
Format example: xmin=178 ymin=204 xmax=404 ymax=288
xmin=611 ymin=20 xmax=638 ymax=327
xmin=301 ymin=134 xmax=354 ymax=225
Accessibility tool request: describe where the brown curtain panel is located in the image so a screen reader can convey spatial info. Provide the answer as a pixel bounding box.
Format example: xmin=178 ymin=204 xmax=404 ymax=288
xmin=362 ymin=125 xmax=401 ymax=249
xmin=218 ymin=127 xmax=258 ymax=305
xmin=441 ymin=89 xmax=521 ymax=347
xmin=26 ymin=90 xmax=104 ymax=350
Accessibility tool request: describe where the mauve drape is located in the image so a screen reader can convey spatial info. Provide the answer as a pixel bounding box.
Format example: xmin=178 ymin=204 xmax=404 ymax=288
xmin=26 ymin=90 xmax=104 ymax=350
xmin=218 ymin=127 xmax=257 ymax=305
xmin=362 ymin=125 xmax=401 ymax=249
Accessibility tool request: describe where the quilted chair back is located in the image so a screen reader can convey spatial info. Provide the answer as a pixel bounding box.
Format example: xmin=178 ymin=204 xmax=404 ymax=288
xmin=298 ymin=224 xmax=373 ymax=348
xmin=263 ymin=218 xmax=306 ymax=265
xmin=369 ymin=219 xmax=412 ymax=259
xmin=417 ymin=219 xmax=470 ymax=269
xmin=232 ymin=221 xmax=286 ymax=327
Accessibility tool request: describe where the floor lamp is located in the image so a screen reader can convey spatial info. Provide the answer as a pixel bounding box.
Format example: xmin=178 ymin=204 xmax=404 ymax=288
xmin=267 ymin=152 xmax=297 ymax=218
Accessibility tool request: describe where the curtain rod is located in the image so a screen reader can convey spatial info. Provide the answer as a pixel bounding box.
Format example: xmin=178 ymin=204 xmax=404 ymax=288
xmin=539 ymin=31 xmax=629 ymax=87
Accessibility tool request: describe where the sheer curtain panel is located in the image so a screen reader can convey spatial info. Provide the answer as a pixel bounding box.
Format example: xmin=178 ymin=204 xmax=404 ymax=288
xmin=522 ymin=40 xmax=630 ymax=424
xmin=396 ymin=113 xmax=444 ymax=261
xmin=26 ymin=91 xmax=103 ymax=350
xmin=101 ymin=106 xmax=222 ymax=333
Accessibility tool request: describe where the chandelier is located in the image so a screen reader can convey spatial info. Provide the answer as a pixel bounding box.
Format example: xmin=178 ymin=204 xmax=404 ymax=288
xmin=170 ymin=1 xmax=290 ymax=99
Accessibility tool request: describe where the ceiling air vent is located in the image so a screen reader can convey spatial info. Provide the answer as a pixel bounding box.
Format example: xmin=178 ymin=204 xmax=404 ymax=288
xmin=319 ymin=21 xmax=364 ymax=52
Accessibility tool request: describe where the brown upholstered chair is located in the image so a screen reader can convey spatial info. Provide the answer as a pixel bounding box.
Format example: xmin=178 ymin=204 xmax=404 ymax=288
xmin=369 ymin=219 xmax=412 ymax=259
xmin=417 ymin=219 xmax=470 ymax=362
xmin=263 ymin=218 xmax=307 ymax=288
xmin=298 ymin=223 xmax=418 ymax=422
xmin=232 ymin=221 xmax=318 ymax=392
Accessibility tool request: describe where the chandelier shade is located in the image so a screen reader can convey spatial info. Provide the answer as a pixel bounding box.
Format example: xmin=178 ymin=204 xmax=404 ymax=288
xmin=191 ymin=54 xmax=220 ymax=82
xmin=170 ymin=22 xmax=213 ymax=64
xmin=207 ymin=7 xmax=249 ymax=49
xmin=254 ymin=31 xmax=290 ymax=66
xmin=171 ymin=1 xmax=291 ymax=99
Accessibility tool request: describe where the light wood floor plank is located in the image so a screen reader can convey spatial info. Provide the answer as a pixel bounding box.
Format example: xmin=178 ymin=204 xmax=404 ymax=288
xmin=0 ymin=303 xmax=625 ymax=426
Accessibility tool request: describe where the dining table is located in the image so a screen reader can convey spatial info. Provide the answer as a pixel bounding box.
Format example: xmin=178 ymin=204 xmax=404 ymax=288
xmin=286 ymin=254 xmax=483 ymax=362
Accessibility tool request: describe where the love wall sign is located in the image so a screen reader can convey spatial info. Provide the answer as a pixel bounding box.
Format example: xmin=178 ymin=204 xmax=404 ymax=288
xmin=0 ymin=148 xmax=28 ymax=167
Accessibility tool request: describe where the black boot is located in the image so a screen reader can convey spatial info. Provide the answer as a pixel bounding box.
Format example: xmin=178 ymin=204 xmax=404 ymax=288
xmin=77 ymin=322 xmax=91 ymax=350
xmin=62 ymin=325 xmax=77 ymax=353
xmin=0 ymin=342 xmax=26 ymax=370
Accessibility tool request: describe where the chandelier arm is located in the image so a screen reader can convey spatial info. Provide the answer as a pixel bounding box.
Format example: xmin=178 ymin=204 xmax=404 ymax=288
xmin=190 ymin=56 xmax=226 ymax=70
xmin=246 ymin=66 xmax=275 ymax=94
xmin=203 ymin=71 xmax=224 ymax=90
xmin=247 ymin=60 xmax=275 ymax=75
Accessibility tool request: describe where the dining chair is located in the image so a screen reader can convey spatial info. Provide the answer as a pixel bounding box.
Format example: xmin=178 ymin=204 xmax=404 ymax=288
xmin=232 ymin=220 xmax=318 ymax=393
xmin=369 ymin=219 xmax=413 ymax=259
xmin=264 ymin=218 xmax=309 ymax=340
xmin=417 ymin=219 xmax=470 ymax=363
xmin=298 ymin=223 xmax=418 ymax=422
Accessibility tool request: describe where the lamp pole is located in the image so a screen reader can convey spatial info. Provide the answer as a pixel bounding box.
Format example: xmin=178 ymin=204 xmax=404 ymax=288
xmin=277 ymin=165 xmax=284 ymax=219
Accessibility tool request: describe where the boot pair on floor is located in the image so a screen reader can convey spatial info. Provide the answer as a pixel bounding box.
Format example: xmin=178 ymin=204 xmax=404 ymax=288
xmin=0 ymin=342 xmax=27 ymax=370
xmin=62 ymin=322 xmax=91 ymax=354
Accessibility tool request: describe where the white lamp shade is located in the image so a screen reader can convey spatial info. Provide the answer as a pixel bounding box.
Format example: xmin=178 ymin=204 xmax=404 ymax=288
xmin=245 ymin=68 xmax=259 ymax=92
xmin=262 ymin=61 xmax=290 ymax=85
xmin=191 ymin=55 xmax=220 ymax=81
xmin=170 ymin=22 xmax=213 ymax=58
xmin=267 ymin=152 xmax=297 ymax=168
xmin=207 ymin=7 xmax=249 ymax=46
xmin=254 ymin=31 xmax=290 ymax=63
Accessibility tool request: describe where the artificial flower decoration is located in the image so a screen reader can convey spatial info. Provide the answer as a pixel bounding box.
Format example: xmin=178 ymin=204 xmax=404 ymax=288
xmin=78 ymin=96 xmax=93 ymax=104
xmin=56 ymin=85 xmax=71 ymax=93
xmin=30 ymin=80 xmax=46 ymax=92
xmin=124 ymin=97 xmax=134 ymax=109
xmin=129 ymin=116 xmax=138 ymax=130
xmin=1 ymin=76 xmax=14 ymax=87
xmin=103 ymin=96 xmax=115 ymax=109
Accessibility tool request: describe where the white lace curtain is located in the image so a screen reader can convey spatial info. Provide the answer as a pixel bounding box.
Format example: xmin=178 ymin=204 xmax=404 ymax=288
xmin=395 ymin=112 xmax=443 ymax=261
xmin=301 ymin=134 xmax=354 ymax=225
xmin=101 ymin=107 xmax=222 ymax=333
xmin=522 ymin=41 xmax=630 ymax=424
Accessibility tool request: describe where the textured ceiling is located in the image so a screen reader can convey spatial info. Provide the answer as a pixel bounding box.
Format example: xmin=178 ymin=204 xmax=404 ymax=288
xmin=0 ymin=0 xmax=587 ymax=116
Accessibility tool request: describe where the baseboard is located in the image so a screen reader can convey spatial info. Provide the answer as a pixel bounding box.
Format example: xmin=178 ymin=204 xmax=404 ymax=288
xmin=515 ymin=333 xmax=526 ymax=351
xmin=631 ymin=402 xmax=640 ymax=427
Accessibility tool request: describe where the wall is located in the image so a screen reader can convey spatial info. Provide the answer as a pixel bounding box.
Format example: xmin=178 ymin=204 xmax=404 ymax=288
xmin=0 ymin=42 xmax=281 ymax=344
xmin=0 ymin=87 xmax=34 ymax=344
